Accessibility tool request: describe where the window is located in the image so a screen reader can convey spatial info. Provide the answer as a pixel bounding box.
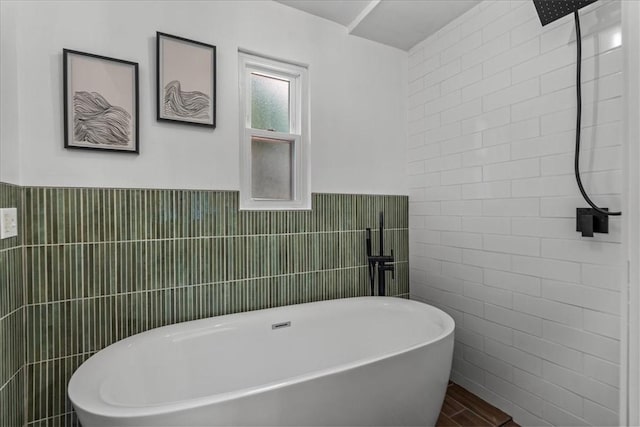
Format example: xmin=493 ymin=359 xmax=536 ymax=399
xmin=238 ymin=51 xmax=310 ymax=210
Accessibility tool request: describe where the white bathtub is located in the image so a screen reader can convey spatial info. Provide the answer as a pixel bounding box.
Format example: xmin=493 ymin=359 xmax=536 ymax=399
xmin=68 ymin=296 xmax=454 ymax=426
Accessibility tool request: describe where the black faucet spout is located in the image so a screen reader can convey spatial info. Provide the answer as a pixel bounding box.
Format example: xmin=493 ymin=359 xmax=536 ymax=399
xmin=380 ymin=263 xmax=395 ymax=274
xmin=368 ymin=255 xmax=394 ymax=263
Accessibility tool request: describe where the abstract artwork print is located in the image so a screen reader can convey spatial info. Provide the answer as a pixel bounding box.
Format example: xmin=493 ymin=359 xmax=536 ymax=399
xmin=63 ymin=49 xmax=139 ymax=152
xmin=164 ymin=80 xmax=210 ymax=121
xmin=157 ymin=32 xmax=216 ymax=128
xmin=74 ymin=91 xmax=131 ymax=146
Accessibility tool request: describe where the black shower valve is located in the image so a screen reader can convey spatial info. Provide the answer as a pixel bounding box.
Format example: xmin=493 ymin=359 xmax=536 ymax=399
xmin=576 ymin=208 xmax=609 ymax=237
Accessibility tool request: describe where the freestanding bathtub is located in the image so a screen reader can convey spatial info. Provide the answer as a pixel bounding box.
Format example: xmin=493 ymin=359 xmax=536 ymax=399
xmin=68 ymin=297 xmax=454 ymax=426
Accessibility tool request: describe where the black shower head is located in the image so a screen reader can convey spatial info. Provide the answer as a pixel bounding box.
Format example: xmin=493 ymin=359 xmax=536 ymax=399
xmin=532 ymin=0 xmax=598 ymax=26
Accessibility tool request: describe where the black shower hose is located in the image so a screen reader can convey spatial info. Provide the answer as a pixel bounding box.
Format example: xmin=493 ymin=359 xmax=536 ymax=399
xmin=574 ymin=11 xmax=621 ymax=216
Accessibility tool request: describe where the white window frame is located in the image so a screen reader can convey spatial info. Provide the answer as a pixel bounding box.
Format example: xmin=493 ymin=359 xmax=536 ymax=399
xmin=238 ymin=50 xmax=310 ymax=210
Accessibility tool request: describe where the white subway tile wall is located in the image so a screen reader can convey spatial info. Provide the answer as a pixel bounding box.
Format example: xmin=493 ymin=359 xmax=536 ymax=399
xmin=408 ymin=0 xmax=623 ymax=425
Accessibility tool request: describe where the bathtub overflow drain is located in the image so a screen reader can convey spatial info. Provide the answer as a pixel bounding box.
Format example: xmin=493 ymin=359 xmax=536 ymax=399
xmin=271 ymin=321 xmax=291 ymax=330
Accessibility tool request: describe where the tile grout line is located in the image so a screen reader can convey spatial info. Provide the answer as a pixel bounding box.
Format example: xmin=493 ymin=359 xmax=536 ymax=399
xmin=0 ymin=365 xmax=23 ymax=393
xmin=0 ymin=305 xmax=22 ymax=323
xmin=23 ymin=262 xmax=410 ymax=307
xmin=21 ymin=227 xmax=410 ymax=248
xmin=26 ymin=411 xmax=75 ymax=426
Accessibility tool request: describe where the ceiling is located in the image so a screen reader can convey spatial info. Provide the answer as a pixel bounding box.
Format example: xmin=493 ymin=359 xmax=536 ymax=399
xmin=276 ymin=0 xmax=479 ymax=51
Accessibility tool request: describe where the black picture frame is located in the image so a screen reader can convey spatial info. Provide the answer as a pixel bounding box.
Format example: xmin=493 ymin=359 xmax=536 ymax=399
xmin=156 ymin=32 xmax=216 ymax=128
xmin=63 ymin=49 xmax=139 ymax=153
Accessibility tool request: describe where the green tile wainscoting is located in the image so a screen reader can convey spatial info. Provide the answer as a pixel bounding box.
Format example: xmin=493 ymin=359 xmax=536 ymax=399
xmin=0 ymin=184 xmax=409 ymax=426
xmin=0 ymin=182 xmax=25 ymax=427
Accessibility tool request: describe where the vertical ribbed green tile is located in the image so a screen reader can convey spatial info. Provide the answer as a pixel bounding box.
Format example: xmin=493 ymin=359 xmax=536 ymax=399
xmin=190 ymin=238 xmax=202 ymax=286
xmin=358 ymin=266 xmax=371 ymax=296
xmin=253 ymin=236 xmax=270 ymax=278
xmin=144 ymin=189 xmax=155 ymax=240
xmin=26 ymin=301 xmax=82 ymax=363
xmin=155 ymin=189 xmax=165 ymax=239
xmin=399 ymin=195 xmax=409 ymax=229
xmin=277 ymin=234 xmax=289 ymax=275
xmin=26 ymin=304 xmax=41 ymax=366
xmin=300 ymin=234 xmax=312 ymax=275
xmin=396 ymin=228 xmax=410 ymax=261
xmin=307 ymin=233 xmax=319 ymax=273
xmin=80 ymin=188 xmax=95 ymax=242
xmin=13 ymin=247 xmax=24 ymax=309
xmin=24 ymin=246 xmax=45 ymax=305
xmin=0 ymin=247 xmax=23 ymax=313
xmin=311 ymin=193 xmax=322 ymax=232
xmin=313 ymin=270 xmax=328 ymax=302
xmin=322 ymin=232 xmax=341 ymax=270
xmin=102 ymin=188 xmax=116 ymax=242
xmin=141 ymin=189 xmax=153 ymax=240
xmin=175 ymin=190 xmax=188 ymax=239
xmin=224 ymin=236 xmax=235 ymax=281
xmin=81 ymin=296 xmax=117 ymax=354
xmin=174 ymin=285 xmax=195 ymax=323
xmin=24 ymin=187 xmax=47 ymax=246
xmin=44 ymin=244 xmax=83 ymax=302
xmin=199 ymin=190 xmax=214 ymax=238
xmin=46 ymin=187 xmax=81 ymax=245
xmin=298 ymin=233 xmax=311 ymax=273
xmin=115 ymin=241 xmax=130 ymax=294
xmin=27 ymin=411 xmax=80 ymax=427
xmin=83 ymin=243 xmax=117 ymax=297
xmin=396 ymin=262 xmax=410 ymax=296
xmin=0 ymin=307 xmax=23 ymax=392
xmin=328 ymin=194 xmax=340 ymax=231
xmin=174 ymin=238 xmax=186 ymax=286
xmin=353 ymin=194 xmax=365 ymax=231
xmin=212 ymin=192 xmax=225 ymax=237
xmin=341 ymin=194 xmax=354 ymax=231
xmin=186 ymin=190 xmax=200 ymax=238
xmin=44 ymin=188 xmax=59 ymax=244
xmin=269 ymin=235 xmax=284 ymax=277
xmin=193 ymin=191 xmax=207 ymax=238
xmin=16 ymin=186 xmax=409 ymax=426
xmin=26 ymin=354 xmax=89 ymax=424
xmin=226 ymin=279 xmax=261 ymax=314
xmin=164 ymin=239 xmax=176 ymax=288
xmin=212 ymin=237 xmax=225 ymax=283
xmin=270 ymin=273 xmax=294 ymax=307
xmin=269 ymin=211 xmax=286 ymax=234
xmin=0 ymin=367 xmax=24 ymax=427
xmin=224 ymin=192 xmax=238 ymax=236
xmin=210 ymin=281 xmax=229 ymax=316
xmin=116 ymin=293 xmax=131 ymax=340
xmin=239 ymin=209 xmax=270 ymax=235
xmin=129 ymin=188 xmax=143 ymax=241
xmin=151 ymin=189 xmax=163 ymax=239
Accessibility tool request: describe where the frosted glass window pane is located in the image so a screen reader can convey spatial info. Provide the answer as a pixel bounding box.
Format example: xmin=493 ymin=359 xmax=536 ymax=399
xmin=251 ymin=137 xmax=293 ymax=200
xmin=251 ymin=73 xmax=289 ymax=133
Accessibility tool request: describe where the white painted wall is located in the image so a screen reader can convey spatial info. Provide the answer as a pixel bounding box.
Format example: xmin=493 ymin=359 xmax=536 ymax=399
xmin=0 ymin=2 xmax=21 ymax=184
xmin=0 ymin=1 xmax=408 ymax=195
xmin=408 ymin=0 xmax=624 ymax=425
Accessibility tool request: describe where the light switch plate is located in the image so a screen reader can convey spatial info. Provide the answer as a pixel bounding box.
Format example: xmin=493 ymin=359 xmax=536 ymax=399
xmin=0 ymin=208 xmax=18 ymax=239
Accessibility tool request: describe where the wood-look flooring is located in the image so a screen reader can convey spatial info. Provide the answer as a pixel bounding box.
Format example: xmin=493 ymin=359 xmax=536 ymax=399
xmin=436 ymin=383 xmax=520 ymax=427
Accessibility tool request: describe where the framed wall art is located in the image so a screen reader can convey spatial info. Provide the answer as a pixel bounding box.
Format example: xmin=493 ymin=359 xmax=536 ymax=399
xmin=63 ymin=49 xmax=139 ymax=153
xmin=156 ymin=32 xmax=216 ymax=128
